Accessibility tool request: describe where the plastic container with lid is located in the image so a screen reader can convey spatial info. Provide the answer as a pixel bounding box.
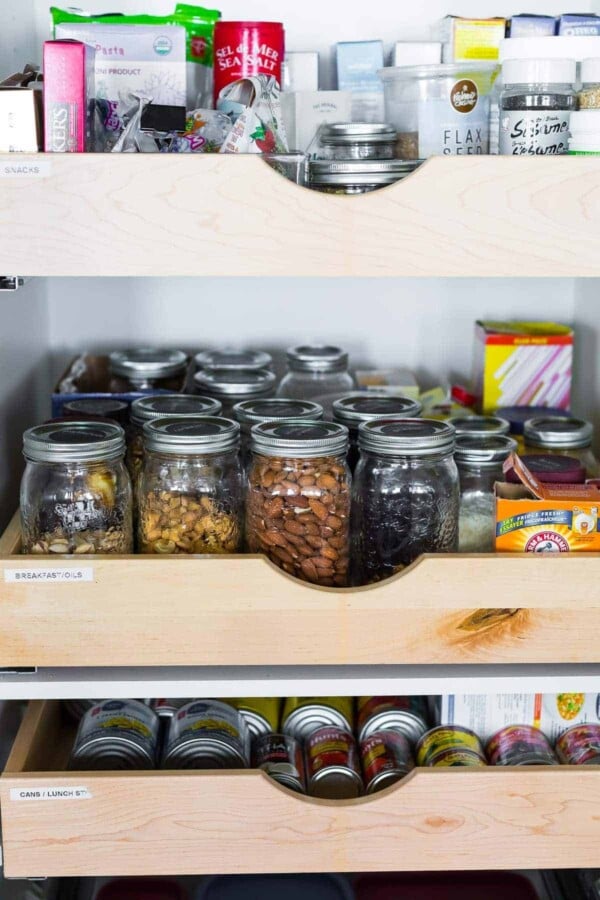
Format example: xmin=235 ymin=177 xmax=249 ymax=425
xmin=20 ymin=421 xmax=133 ymax=555
xmin=63 ymin=397 xmax=130 ymax=427
xmin=333 ymin=394 xmax=423 ymax=471
xmin=448 ymin=415 xmax=510 ymax=437
xmin=233 ymin=398 xmax=324 ymax=458
xmin=109 ymin=349 xmax=188 ymax=392
xmin=569 ymin=109 xmax=600 ymax=154
xmin=194 ymin=368 xmax=277 ymax=416
xmin=277 ymin=345 xmax=355 ymax=401
xmin=506 ymin=453 xmax=586 ymax=484
xmin=308 ymin=159 xmax=421 ymax=194
xmin=455 ymin=434 xmax=517 ymax=553
xmin=524 ymin=416 xmax=600 ymax=477
xmin=579 ymin=57 xmax=600 ymax=108
xmin=138 ymin=417 xmax=243 ymax=555
xmin=194 ymin=349 xmax=273 ymax=372
xmin=318 ymin=123 xmax=397 ymax=160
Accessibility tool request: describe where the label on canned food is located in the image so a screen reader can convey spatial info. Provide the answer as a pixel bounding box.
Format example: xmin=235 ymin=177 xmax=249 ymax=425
xmin=306 ymin=726 xmax=359 ymax=776
xmin=360 ymin=731 xmax=414 ymax=788
xmin=416 ymin=726 xmax=483 ymax=767
xmin=165 ymin=700 xmax=250 ymax=764
xmin=486 ymin=725 xmax=556 ymax=767
xmin=428 ymin=749 xmax=487 ymax=768
xmin=5 ymin=567 xmax=94 ymax=583
xmin=79 ymin=700 xmax=158 ymax=742
xmin=231 ymin=698 xmax=281 ymax=732
xmin=10 ymin=786 xmax=92 ymax=801
xmin=253 ymin=733 xmax=305 ymax=788
xmin=556 ymin=724 xmax=600 ymax=765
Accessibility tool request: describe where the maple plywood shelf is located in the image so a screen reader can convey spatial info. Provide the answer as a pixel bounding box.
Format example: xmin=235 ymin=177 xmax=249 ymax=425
xmin=1 ymin=154 xmax=600 ymax=277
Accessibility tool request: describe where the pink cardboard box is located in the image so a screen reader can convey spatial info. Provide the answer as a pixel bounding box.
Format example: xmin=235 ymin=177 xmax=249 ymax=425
xmin=43 ymin=40 xmax=95 ymax=152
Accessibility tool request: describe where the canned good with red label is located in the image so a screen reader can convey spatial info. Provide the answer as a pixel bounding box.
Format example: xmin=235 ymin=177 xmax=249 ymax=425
xmin=253 ymin=732 xmax=306 ymax=793
xmin=360 ymin=730 xmax=414 ymax=793
xmin=213 ymin=21 xmax=285 ymax=100
xmin=357 ymin=696 xmax=429 ymax=744
xmin=556 ymin=724 xmax=600 ymax=765
xmin=486 ymin=725 xmax=558 ymax=767
xmin=305 ymin=726 xmax=363 ymax=799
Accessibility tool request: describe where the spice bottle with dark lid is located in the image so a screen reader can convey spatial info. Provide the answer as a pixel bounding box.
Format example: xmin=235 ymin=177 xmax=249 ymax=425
xmin=233 ymin=398 xmax=324 ymax=458
xmin=277 ymin=345 xmax=355 ymax=401
xmin=506 ymin=454 xmax=586 ymax=485
xmin=352 ymin=419 xmax=459 ymax=584
xmin=109 ymin=349 xmax=188 ymax=392
xmin=246 ymin=420 xmax=351 ymax=586
xmin=63 ymin=398 xmax=130 ymax=427
xmin=21 ymin=421 xmax=133 ymax=555
xmin=448 ymin=415 xmax=510 ymax=437
xmin=193 ymin=368 xmax=277 ymax=417
xmin=194 ymin=349 xmax=273 ymax=372
xmin=333 ymin=394 xmax=423 ymax=471
xmin=138 ymin=417 xmax=243 ymax=555
xmin=523 ymin=416 xmax=600 ymax=478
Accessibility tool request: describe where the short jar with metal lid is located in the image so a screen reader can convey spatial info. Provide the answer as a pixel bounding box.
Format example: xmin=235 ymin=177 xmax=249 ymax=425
xmin=194 ymin=349 xmax=273 ymax=372
xmin=21 ymin=421 xmax=133 ymax=555
xmin=233 ymin=398 xmax=324 ymax=459
xmin=246 ymin=421 xmax=351 ymax=586
xmin=138 ymin=417 xmax=243 ymax=555
xmin=455 ymin=434 xmax=518 ymax=554
xmin=194 ymin=368 xmax=277 ymax=417
xmin=109 ymin=349 xmax=188 ymax=392
xmin=333 ymin=394 xmax=423 ymax=471
xmin=448 ymin=415 xmax=510 ymax=437
xmin=63 ymin=398 xmax=130 ymax=427
xmin=351 ymin=419 xmax=459 ymax=584
xmin=523 ymin=416 xmax=600 ymax=478
xmin=277 ymin=345 xmax=355 ymax=401
xmin=318 ymin=123 xmax=397 ymax=160
xmin=309 ymin=159 xmax=421 ymax=194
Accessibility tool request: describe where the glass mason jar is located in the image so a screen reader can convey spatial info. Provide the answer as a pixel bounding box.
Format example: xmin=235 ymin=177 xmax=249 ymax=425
xmin=352 ymin=419 xmax=459 ymax=584
xmin=495 ymin=405 xmax=571 ymax=454
xmin=523 ymin=416 xmax=600 ymax=478
xmin=109 ymin=348 xmax=188 ymax=392
xmin=455 ymin=434 xmax=517 ymax=554
xmin=277 ymin=346 xmax=355 ymax=401
xmin=246 ymin=421 xmax=351 ymax=587
xmin=448 ymin=415 xmax=510 ymax=438
xmin=333 ymin=394 xmax=423 ymax=472
xmin=21 ymin=421 xmax=133 ymax=555
xmin=233 ymin=398 xmax=324 ymax=462
xmin=193 ymin=368 xmax=277 ymax=418
xmin=309 ymin=159 xmax=421 ymax=194
xmin=318 ymin=123 xmax=397 ymax=160
xmin=138 ymin=417 xmax=243 ymax=555
xmin=194 ymin=349 xmax=273 ymax=372
xmin=63 ymin=398 xmax=130 ymax=428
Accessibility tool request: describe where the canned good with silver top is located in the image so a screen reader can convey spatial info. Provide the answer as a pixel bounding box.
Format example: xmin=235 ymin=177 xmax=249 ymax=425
xmin=282 ymin=697 xmax=354 ymax=742
xmin=556 ymin=724 xmax=600 ymax=765
xmin=319 ymin=123 xmax=398 ymax=160
xmin=486 ymin=725 xmax=558 ymax=767
xmin=162 ymin=700 xmax=250 ymax=769
xmin=231 ymin=698 xmax=282 ymax=739
xmin=360 ymin=730 xmax=414 ymax=794
xmin=69 ymin=699 xmax=160 ymax=771
xmin=305 ymin=726 xmax=363 ymax=799
xmin=416 ymin=726 xmax=487 ymax=768
xmin=253 ymin=733 xmax=306 ymax=793
xmin=357 ymin=696 xmax=429 ymax=744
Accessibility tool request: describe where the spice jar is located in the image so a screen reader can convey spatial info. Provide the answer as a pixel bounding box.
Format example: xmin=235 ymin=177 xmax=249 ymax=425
xmin=579 ymin=58 xmax=600 ymax=109
xmin=138 ymin=417 xmax=243 ymax=555
xmin=455 ymin=434 xmax=517 ymax=554
xmin=523 ymin=416 xmax=600 ymax=478
xmin=194 ymin=349 xmax=273 ymax=372
xmin=499 ymin=58 xmax=577 ymax=156
xmin=448 ymin=415 xmax=510 ymax=437
xmin=333 ymin=394 xmax=423 ymax=471
xmin=21 ymin=421 xmax=133 ymax=555
xmin=193 ymin=368 xmax=277 ymax=417
xmin=352 ymin=419 xmax=459 ymax=584
xmin=309 ymin=159 xmax=420 ymax=194
xmin=246 ymin=421 xmax=351 ymax=586
xmin=318 ymin=123 xmax=397 ymax=160
xmin=233 ymin=398 xmax=324 ymax=460
xmin=63 ymin=398 xmax=130 ymax=427
xmin=277 ymin=346 xmax=355 ymax=401
xmin=109 ymin=349 xmax=188 ymax=392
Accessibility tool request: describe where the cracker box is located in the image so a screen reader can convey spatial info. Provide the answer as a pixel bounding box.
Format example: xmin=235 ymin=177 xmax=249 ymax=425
xmin=473 ymin=321 xmax=574 ymax=414
xmin=558 ymin=14 xmax=600 ymax=36
xmin=43 ymin=40 xmax=95 ymax=152
xmin=437 ymin=17 xmax=507 ymax=62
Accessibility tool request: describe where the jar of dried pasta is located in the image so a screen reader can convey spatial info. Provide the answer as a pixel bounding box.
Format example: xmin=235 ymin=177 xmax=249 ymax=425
xmin=138 ymin=417 xmax=243 ymax=555
xmin=246 ymin=421 xmax=351 ymax=586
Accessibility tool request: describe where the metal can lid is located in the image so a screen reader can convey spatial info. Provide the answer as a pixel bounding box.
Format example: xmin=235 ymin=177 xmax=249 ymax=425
xmin=194 ymin=367 xmax=277 ymax=398
xmin=251 ymin=420 xmax=349 ymax=459
xmin=131 ymin=394 xmax=222 ymax=426
xmin=109 ymin=349 xmax=187 ymax=381
xmin=194 ymin=349 xmax=273 ymax=371
xmin=164 ymin=736 xmax=248 ymax=769
xmin=309 ymin=766 xmax=363 ymax=800
xmin=333 ymin=394 xmax=423 ymax=429
xmin=144 ymin=416 xmax=240 ymax=454
xmin=321 ymin=123 xmax=397 ymax=145
xmin=448 ymin=415 xmax=510 ymax=436
xmin=309 ymin=159 xmax=420 ymax=186
xmin=287 ymin=345 xmax=349 ymax=373
xmin=64 ymin=398 xmax=129 ymax=418
xmin=233 ymin=398 xmax=324 ymax=428
xmin=524 ymin=416 xmax=594 ymax=449
xmin=358 ymin=418 xmax=455 ymax=457
xmin=23 ymin=421 xmax=126 ymax=463
xmin=454 ymin=434 xmax=518 ymax=465
xmin=359 ymin=710 xmax=428 ymax=744
xmin=366 ymin=768 xmax=409 ymax=794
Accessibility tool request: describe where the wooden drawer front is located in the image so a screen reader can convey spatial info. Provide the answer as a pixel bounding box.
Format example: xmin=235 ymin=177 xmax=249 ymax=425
xmin=2 ymin=702 xmax=600 ymax=878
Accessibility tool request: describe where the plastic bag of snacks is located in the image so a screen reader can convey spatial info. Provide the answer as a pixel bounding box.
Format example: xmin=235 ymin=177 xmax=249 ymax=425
xmin=112 ymin=96 xmax=231 ymax=153
xmin=217 ymin=76 xmax=289 ymax=154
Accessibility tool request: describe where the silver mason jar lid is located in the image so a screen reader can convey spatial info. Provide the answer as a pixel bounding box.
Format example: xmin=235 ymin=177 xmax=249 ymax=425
xmin=309 ymin=159 xmax=420 ymax=187
xmin=194 ymin=367 xmax=276 ymax=398
xmin=286 ymin=345 xmax=348 ymax=374
xmin=194 ymin=349 xmax=273 ymax=371
xmin=23 ymin=421 xmax=126 ymax=463
xmin=321 ymin=123 xmax=397 ymax=145
xmin=448 ymin=415 xmax=510 ymax=436
xmin=64 ymin=398 xmax=129 ymax=417
xmin=251 ymin=420 xmax=349 ymax=459
xmin=109 ymin=349 xmax=188 ymax=381
xmin=144 ymin=416 xmax=240 ymax=454
xmin=233 ymin=398 xmax=324 ymax=428
xmin=358 ymin=419 xmax=456 ymax=457
xmin=131 ymin=394 xmax=222 ymax=426
xmin=455 ymin=434 xmax=518 ymax=466
xmin=333 ymin=394 xmax=423 ymax=430
xmin=524 ymin=416 xmax=594 ymax=450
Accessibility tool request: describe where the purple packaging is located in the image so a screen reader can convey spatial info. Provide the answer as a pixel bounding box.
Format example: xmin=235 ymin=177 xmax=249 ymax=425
xmin=509 ymin=15 xmax=557 ymax=37
xmin=43 ymin=40 xmax=95 ymax=152
xmin=558 ymin=14 xmax=600 ymax=36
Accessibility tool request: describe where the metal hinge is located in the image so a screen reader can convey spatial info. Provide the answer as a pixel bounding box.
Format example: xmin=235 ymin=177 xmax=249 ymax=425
xmin=0 ymin=668 xmax=36 ymax=675
xmin=0 ymin=277 xmax=27 ymax=291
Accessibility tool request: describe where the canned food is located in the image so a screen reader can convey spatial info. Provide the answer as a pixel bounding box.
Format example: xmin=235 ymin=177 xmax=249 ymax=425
xmin=69 ymin=699 xmax=160 ymax=771
xmin=151 ymin=699 xmax=192 ymax=719
xmin=282 ymin=697 xmax=354 ymax=742
xmin=253 ymin=733 xmax=306 ymax=793
xmin=357 ymin=696 xmax=429 ymax=744
xmin=360 ymin=730 xmax=414 ymax=794
xmin=162 ymin=700 xmax=250 ymax=770
xmin=486 ymin=725 xmax=558 ymax=767
xmin=63 ymin=699 xmax=101 ymax=721
xmin=416 ymin=726 xmax=486 ymax=768
xmin=231 ymin=698 xmax=282 ymax=739
xmin=305 ymin=726 xmax=363 ymax=799
xmin=556 ymin=724 xmax=600 ymax=765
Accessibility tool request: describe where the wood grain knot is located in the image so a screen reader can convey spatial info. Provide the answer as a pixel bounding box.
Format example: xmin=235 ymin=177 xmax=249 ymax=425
xmin=423 ymin=815 xmax=463 ymax=833
xmin=457 ymin=609 xmax=521 ymax=633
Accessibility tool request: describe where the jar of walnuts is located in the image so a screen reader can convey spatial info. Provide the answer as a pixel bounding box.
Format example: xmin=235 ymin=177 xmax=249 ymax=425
xmin=246 ymin=421 xmax=351 ymax=586
xmin=138 ymin=417 xmax=243 ymax=555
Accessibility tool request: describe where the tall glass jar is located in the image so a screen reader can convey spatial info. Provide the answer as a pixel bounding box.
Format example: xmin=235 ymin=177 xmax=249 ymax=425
xmin=352 ymin=419 xmax=459 ymax=584
xmin=523 ymin=416 xmax=600 ymax=478
xmin=21 ymin=421 xmax=133 ymax=555
xmin=193 ymin=368 xmax=277 ymax=417
xmin=246 ymin=421 xmax=351 ymax=586
xmin=455 ymin=434 xmax=517 ymax=554
xmin=109 ymin=349 xmax=188 ymax=392
xmin=277 ymin=346 xmax=355 ymax=401
xmin=138 ymin=417 xmax=243 ymax=555
xmin=333 ymin=394 xmax=423 ymax=471
xmin=233 ymin=398 xmax=324 ymax=461
xmin=194 ymin=349 xmax=273 ymax=372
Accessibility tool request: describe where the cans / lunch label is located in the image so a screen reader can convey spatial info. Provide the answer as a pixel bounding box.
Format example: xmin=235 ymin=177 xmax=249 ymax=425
xmin=486 ymin=725 xmax=558 ymax=767
xmin=357 ymin=696 xmax=429 ymax=743
xmin=305 ymin=726 xmax=363 ymax=800
xmin=69 ymin=699 xmax=160 ymax=771
xmin=253 ymin=733 xmax=305 ymax=793
xmin=360 ymin=730 xmax=414 ymax=794
xmin=416 ymin=726 xmax=486 ymax=768
xmin=162 ymin=700 xmax=250 ymax=769
xmin=282 ymin=696 xmax=354 ymax=742
xmin=555 ymin=724 xmax=600 ymax=765
xmin=213 ymin=21 xmax=285 ymax=100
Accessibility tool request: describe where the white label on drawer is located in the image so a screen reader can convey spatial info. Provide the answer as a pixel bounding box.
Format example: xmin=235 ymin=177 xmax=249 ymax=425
xmin=10 ymin=787 xmax=92 ymax=801
xmin=0 ymin=161 xmax=52 ymax=178
xmin=4 ymin=567 xmax=94 ymax=583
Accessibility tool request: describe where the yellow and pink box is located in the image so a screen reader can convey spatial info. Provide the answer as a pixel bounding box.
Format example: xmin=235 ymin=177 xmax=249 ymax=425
xmin=473 ymin=321 xmax=574 ymax=414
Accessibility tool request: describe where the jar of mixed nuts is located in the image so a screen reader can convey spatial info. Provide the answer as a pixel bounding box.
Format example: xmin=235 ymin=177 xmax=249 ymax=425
xmin=109 ymin=349 xmax=188 ymax=392
xmin=246 ymin=421 xmax=351 ymax=586
xmin=193 ymin=368 xmax=277 ymax=417
xmin=455 ymin=434 xmax=517 ymax=554
xmin=194 ymin=349 xmax=273 ymax=372
xmin=138 ymin=417 xmax=243 ymax=555
xmin=351 ymin=419 xmax=459 ymax=584
xmin=21 ymin=421 xmax=133 ymax=555
xmin=233 ymin=398 xmax=324 ymax=460
xmin=333 ymin=394 xmax=423 ymax=471
xmin=277 ymin=346 xmax=355 ymax=401
xmin=523 ymin=416 xmax=600 ymax=478
xmin=318 ymin=123 xmax=398 ymax=160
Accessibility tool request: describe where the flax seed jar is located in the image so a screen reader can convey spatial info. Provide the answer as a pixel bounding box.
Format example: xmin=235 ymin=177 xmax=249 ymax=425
xmin=69 ymin=699 xmax=160 ymax=770
xmin=357 ymin=696 xmax=429 ymax=744
xmin=282 ymin=697 xmax=354 ymax=741
xmin=162 ymin=700 xmax=250 ymax=769
xmin=305 ymin=726 xmax=363 ymax=799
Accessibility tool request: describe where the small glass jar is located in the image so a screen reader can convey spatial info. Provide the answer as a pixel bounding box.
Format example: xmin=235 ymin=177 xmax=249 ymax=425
xmin=109 ymin=349 xmax=188 ymax=392
xmin=63 ymin=398 xmax=130 ymax=428
xmin=579 ymin=58 xmax=600 ymax=109
xmin=21 ymin=421 xmax=133 ymax=555
xmin=455 ymin=434 xmax=517 ymax=554
xmin=309 ymin=159 xmax=421 ymax=194
xmin=319 ymin=123 xmax=397 ymax=160
xmin=333 ymin=394 xmax=423 ymax=472
xmin=194 ymin=349 xmax=273 ymax=372
xmin=495 ymin=405 xmax=571 ymax=454
xmin=233 ymin=398 xmax=324 ymax=461
xmin=523 ymin=416 xmax=600 ymax=478
xmin=194 ymin=368 xmax=277 ymax=417
xmin=448 ymin=415 xmax=510 ymax=438
xmin=138 ymin=417 xmax=243 ymax=555
xmin=352 ymin=419 xmax=459 ymax=584
xmin=246 ymin=421 xmax=351 ymax=587
xmin=277 ymin=346 xmax=355 ymax=401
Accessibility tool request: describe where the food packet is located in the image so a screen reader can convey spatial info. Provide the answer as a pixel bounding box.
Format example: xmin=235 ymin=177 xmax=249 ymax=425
xmin=112 ymin=96 xmax=230 ymax=153
xmin=217 ymin=76 xmax=289 ymax=154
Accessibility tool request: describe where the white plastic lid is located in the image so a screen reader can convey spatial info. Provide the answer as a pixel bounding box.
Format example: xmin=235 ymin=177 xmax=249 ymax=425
xmin=500 ymin=36 xmax=600 ymax=63
xmin=502 ymin=57 xmax=576 ymax=85
xmin=570 ymin=109 xmax=600 ymax=132
xmin=582 ymin=57 xmax=600 ymax=83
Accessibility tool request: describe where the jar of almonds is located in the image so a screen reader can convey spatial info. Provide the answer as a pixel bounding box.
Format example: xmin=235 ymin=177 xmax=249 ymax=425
xmin=246 ymin=421 xmax=351 ymax=586
xmin=21 ymin=421 xmax=133 ymax=555
xmin=138 ymin=417 xmax=243 ymax=555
